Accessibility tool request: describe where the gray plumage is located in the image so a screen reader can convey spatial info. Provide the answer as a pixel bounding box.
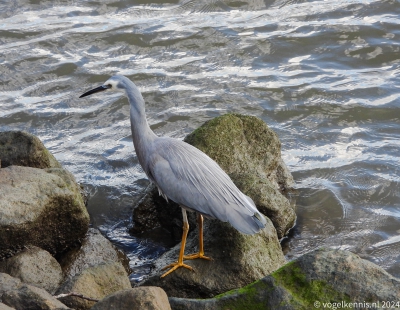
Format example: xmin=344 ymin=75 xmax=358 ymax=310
xmin=80 ymin=75 xmax=267 ymax=235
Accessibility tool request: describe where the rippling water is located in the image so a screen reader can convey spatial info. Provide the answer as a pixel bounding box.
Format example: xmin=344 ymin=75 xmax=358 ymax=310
xmin=1 ymin=0 xmax=400 ymax=280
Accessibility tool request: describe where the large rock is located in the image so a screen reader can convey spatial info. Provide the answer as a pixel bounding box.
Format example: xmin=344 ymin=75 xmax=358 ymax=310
xmin=2 ymin=284 xmax=69 ymax=310
xmin=169 ymin=248 xmax=400 ymax=309
xmin=56 ymin=262 xmax=132 ymax=310
xmin=0 ymin=131 xmax=61 ymax=169
xmin=0 ymin=246 xmax=63 ymax=294
xmin=139 ymin=217 xmax=285 ymax=298
xmin=59 ymin=228 xmax=130 ymax=280
xmin=134 ymin=115 xmax=292 ymax=298
xmin=184 ymin=113 xmax=295 ymax=238
xmin=0 ymin=165 xmax=89 ymax=259
xmin=90 ymin=287 xmax=171 ymax=310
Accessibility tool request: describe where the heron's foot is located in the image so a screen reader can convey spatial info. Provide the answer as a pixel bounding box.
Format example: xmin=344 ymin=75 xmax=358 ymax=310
xmin=183 ymin=252 xmax=212 ymax=261
xmin=160 ymin=261 xmax=194 ymax=278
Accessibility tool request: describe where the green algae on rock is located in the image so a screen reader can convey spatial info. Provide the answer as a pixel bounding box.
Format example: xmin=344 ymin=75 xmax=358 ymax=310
xmin=169 ymin=248 xmax=400 ymax=310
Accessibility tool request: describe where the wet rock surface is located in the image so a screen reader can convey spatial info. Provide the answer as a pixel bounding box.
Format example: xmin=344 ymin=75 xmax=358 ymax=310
xmin=3 ymin=125 xmax=398 ymax=310
xmin=0 ymin=132 xmax=137 ymax=309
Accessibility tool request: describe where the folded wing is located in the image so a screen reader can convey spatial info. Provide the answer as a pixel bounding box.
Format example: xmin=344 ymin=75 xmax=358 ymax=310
xmin=147 ymin=137 xmax=266 ymax=234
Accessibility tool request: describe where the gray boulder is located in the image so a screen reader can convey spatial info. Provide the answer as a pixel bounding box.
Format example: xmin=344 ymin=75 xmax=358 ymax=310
xmin=169 ymin=248 xmax=400 ymax=309
xmin=0 ymin=273 xmax=21 ymax=297
xmin=56 ymin=262 xmax=132 ymax=310
xmin=0 ymin=166 xmax=89 ymax=259
xmin=0 ymin=131 xmax=61 ymax=169
xmin=59 ymin=228 xmax=130 ymax=280
xmin=90 ymin=287 xmax=171 ymax=310
xmin=139 ymin=217 xmax=285 ymax=298
xmin=0 ymin=246 xmax=62 ymax=294
xmin=2 ymin=284 xmax=69 ymax=310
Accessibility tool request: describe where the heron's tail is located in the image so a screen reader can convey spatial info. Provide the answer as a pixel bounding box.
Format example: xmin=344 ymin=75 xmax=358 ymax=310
xmin=227 ymin=207 xmax=267 ymax=235
xmin=253 ymin=210 xmax=267 ymax=230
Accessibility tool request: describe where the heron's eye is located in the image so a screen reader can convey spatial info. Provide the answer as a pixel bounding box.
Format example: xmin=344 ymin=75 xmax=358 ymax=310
xmin=107 ymin=84 xmax=112 ymax=88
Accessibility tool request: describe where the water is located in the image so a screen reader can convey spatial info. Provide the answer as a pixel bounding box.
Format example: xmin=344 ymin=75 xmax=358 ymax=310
xmin=1 ymin=0 xmax=400 ymax=281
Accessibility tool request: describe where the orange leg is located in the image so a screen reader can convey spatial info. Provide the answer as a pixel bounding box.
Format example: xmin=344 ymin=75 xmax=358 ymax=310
xmin=161 ymin=208 xmax=194 ymax=278
xmin=183 ymin=214 xmax=212 ymax=261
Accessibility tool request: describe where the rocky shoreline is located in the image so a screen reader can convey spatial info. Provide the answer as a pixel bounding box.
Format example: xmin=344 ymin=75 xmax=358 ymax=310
xmin=1 ymin=115 xmax=399 ymax=309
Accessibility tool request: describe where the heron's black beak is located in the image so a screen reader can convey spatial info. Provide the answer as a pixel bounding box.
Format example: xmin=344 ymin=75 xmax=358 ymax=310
xmin=79 ymin=85 xmax=111 ymax=98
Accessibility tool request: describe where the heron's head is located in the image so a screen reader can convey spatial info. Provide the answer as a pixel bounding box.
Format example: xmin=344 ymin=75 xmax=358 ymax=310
xmin=79 ymin=75 xmax=128 ymax=98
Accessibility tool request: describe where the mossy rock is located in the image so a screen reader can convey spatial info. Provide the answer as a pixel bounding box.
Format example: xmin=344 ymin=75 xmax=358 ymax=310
xmin=169 ymin=248 xmax=400 ymax=309
xmin=184 ymin=114 xmax=281 ymax=178
xmin=0 ymin=131 xmax=61 ymax=169
xmin=184 ymin=113 xmax=295 ymax=238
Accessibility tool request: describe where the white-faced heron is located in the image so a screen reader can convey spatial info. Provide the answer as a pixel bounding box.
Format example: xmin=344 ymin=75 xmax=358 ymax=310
xmin=80 ymin=75 xmax=267 ymax=277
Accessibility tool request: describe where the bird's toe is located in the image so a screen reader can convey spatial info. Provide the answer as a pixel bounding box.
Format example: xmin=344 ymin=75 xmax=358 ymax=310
xmin=160 ymin=262 xmax=195 ymax=278
xmin=183 ymin=252 xmax=212 ymax=261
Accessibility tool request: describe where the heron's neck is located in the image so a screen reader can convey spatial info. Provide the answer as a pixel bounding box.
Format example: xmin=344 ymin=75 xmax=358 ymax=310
xmin=127 ymin=87 xmax=157 ymax=167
